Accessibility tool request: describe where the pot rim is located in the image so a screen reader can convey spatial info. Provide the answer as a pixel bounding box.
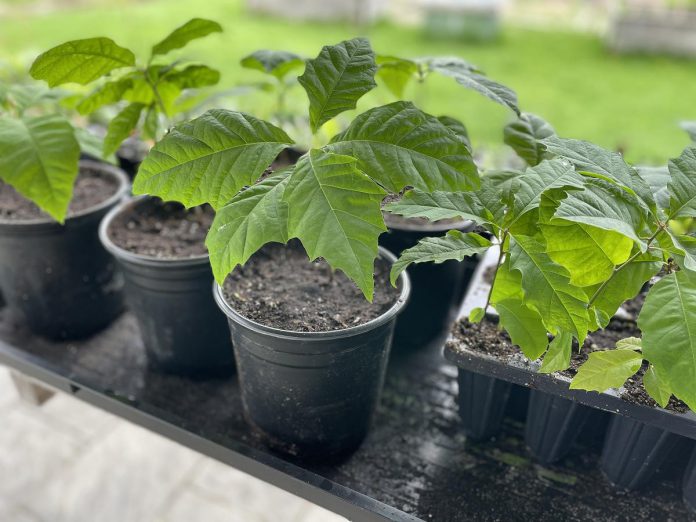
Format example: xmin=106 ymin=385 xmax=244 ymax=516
xmin=99 ymin=195 xmax=211 ymax=268
xmin=382 ymin=212 xmax=472 ymax=233
xmin=213 ymin=246 xmax=412 ymax=340
xmin=0 ymin=160 xmax=130 ymax=229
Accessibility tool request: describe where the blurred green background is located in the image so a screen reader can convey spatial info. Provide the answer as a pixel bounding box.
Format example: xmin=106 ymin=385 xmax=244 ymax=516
xmin=1 ymin=0 xmax=695 ymax=165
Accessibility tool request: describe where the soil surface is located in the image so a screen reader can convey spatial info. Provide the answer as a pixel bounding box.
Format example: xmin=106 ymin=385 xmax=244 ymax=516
xmin=222 ymin=241 xmax=402 ymax=332
xmin=0 ymin=166 xmax=119 ymax=221
xmin=448 ymin=316 xmax=689 ymax=413
xmin=107 ymin=198 xmax=213 ymax=259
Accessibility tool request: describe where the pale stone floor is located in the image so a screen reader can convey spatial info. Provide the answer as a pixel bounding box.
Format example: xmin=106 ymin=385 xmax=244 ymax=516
xmin=0 ymin=366 xmax=347 ymax=522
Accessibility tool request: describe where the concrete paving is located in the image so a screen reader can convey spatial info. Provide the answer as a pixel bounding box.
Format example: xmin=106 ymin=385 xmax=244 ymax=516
xmin=0 ymin=366 xmax=347 ymax=522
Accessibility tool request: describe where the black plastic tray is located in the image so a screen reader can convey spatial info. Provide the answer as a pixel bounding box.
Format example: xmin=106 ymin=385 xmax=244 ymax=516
xmin=448 ymin=248 xmax=696 ymax=441
xmin=0 ymin=308 xmax=692 ymax=521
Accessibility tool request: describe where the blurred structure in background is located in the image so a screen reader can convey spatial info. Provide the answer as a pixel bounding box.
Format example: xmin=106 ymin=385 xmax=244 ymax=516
xmin=609 ymin=0 xmax=696 ymax=56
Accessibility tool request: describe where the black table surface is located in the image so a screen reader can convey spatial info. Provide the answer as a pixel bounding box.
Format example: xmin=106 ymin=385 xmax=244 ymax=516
xmin=0 ymin=310 xmax=692 ymax=522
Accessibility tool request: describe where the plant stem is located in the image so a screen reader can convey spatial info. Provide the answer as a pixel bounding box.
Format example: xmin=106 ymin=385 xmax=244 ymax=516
xmin=586 ymin=225 xmax=666 ymax=308
xmin=482 ymin=230 xmax=508 ymax=318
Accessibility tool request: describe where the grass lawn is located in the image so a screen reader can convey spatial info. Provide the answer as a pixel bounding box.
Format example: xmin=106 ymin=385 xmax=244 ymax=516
xmin=1 ymin=0 xmax=695 ymax=165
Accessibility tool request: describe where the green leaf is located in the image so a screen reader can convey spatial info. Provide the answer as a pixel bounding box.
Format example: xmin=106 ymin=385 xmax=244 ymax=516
xmin=142 ymin=104 xmax=159 ymax=141
xmin=76 ymin=78 xmax=132 ymax=115
xmin=495 ymin=298 xmax=549 ymax=360
xmin=0 ymin=114 xmax=80 ymax=222
xmin=681 ymin=121 xmax=696 ymax=142
xmin=643 ymin=365 xmax=672 ymax=408
xmin=503 ymin=112 xmax=555 ymax=166
xmin=428 ymin=60 xmax=519 ymax=115
xmin=74 ymin=127 xmax=113 ymax=163
xmin=541 ymin=136 xmax=655 ymax=213
xmin=327 ymin=101 xmax=478 ymax=192
xmin=103 ymin=102 xmax=144 ymax=157
xmin=389 ymin=230 xmax=491 ymax=285
xmin=206 ymin=171 xmax=290 ymax=283
xmin=616 ymin=337 xmax=642 ymax=351
xmin=284 ymin=150 xmax=386 ymax=300
xmin=469 ymin=307 xmax=485 ymax=323
xmin=375 ymin=56 xmax=417 ymax=98
xmin=667 ymin=230 xmax=696 ymax=271
xmin=539 ymin=332 xmax=573 ymax=374
xmin=383 ymin=189 xmax=490 ymax=225
xmin=490 ymin=257 xmax=524 ymax=303
xmin=241 ymin=50 xmax=304 ymax=80
xmin=165 ymin=64 xmax=220 ymax=89
xmin=298 ymin=38 xmax=377 ymax=133
xmin=639 ymin=270 xmax=696 ymax=410
xmin=151 ymin=18 xmax=222 ymax=57
xmin=586 ymin=252 xmax=662 ymax=326
xmin=570 ymin=349 xmax=643 ymax=393
xmin=30 ymin=38 xmax=135 ymax=87
xmin=437 ymin=115 xmax=471 ymax=150
xmin=509 ymin=234 xmax=590 ymax=340
xmin=636 ymin=165 xmax=671 ymax=212
xmin=542 ymin=221 xmax=633 ymax=286
xmin=667 ymin=146 xmax=696 ymax=219
xmin=505 ymin=158 xmax=585 ymax=227
xmin=133 ymin=109 xmax=293 ymax=209
xmin=552 ymin=177 xmax=647 ymax=246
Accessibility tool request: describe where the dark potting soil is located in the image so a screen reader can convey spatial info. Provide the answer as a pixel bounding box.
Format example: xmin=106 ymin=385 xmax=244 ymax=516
xmin=448 ymin=316 xmax=689 ymax=413
xmin=107 ymin=198 xmax=213 ymax=259
xmin=222 ymin=241 xmax=402 ymax=332
xmin=0 ymin=167 xmax=119 ymax=221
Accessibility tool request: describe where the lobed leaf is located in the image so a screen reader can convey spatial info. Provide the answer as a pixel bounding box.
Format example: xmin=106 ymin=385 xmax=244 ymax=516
xmin=542 ymin=220 xmax=633 ymax=286
xmin=667 ymin=146 xmax=696 ymax=220
xmin=284 ymin=150 xmax=386 ymax=300
xmin=327 ymin=101 xmax=478 ymax=192
xmin=570 ymin=348 xmax=643 ymax=393
xmin=241 ymin=50 xmax=304 ymax=80
xmin=298 ymin=38 xmax=377 ymax=133
xmin=509 ymin=234 xmax=590 ymax=340
xmin=133 ymin=109 xmax=293 ymax=209
xmin=490 ymin=258 xmax=524 ymax=303
xmin=151 ymin=18 xmax=222 ymax=57
xmin=383 ymin=189 xmax=490 ymax=225
xmin=437 ymin=115 xmax=471 ymax=150
xmin=586 ymin=252 xmax=662 ymax=327
xmin=389 ymin=230 xmax=491 ymax=284
xmin=206 ymin=171 xmax=290 ymax=283
xmin=0 ymin=114 xmax=80 ymax=222
xmin=503 ymin=112 xmax=555 ymax=166
xmin=30 ymin=38 xmax=135 ymax=87
xmin=552 ymin=177 xmax=647 ymax=246
xmin=666 ymin=230 xmax=696 ymax=272
xmin=539 ymin=332 xmax=573 ymax=374
xmin=643 ymin=365 xmax=672 ymax=408
xmin=495 ymin=298 xmax=549 ymax=360
xmin=541 ymin=136 xmax=655 ymax=213
xmin=639 ymin=270 xmax=696 ymax=410
xmin=505 ymin=158 xmax=584 ymax=228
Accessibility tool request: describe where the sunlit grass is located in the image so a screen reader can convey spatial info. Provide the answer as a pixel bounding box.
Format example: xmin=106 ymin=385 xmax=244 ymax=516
xmin=1 ymin=0 xmax=694 ymax=164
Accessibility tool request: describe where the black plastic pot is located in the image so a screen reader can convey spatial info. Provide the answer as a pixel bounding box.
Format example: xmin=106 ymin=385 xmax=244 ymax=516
xmin=214 ymin=247 xmax=411 ymax=459
xmin=380 ymin=216 xmax=476 ymax=353
xmin=99 ymin=198 xmax=235 ymax=377
xmin=525 ymin=390 xmax=592 ymax=464
xmin=683 ymin=448 xmax=696 ymax=513
xmin=600 ymin=415 xmax=680 ymax=490
xmin=0 ymin=161 xmax=128 ymax=340
xmin=457 ymin=368 xmax=511 ymax=441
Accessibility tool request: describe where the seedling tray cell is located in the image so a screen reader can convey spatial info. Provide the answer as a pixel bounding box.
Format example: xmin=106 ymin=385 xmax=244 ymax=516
xmin=0 ymin=309 xmax=692 ymax=521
